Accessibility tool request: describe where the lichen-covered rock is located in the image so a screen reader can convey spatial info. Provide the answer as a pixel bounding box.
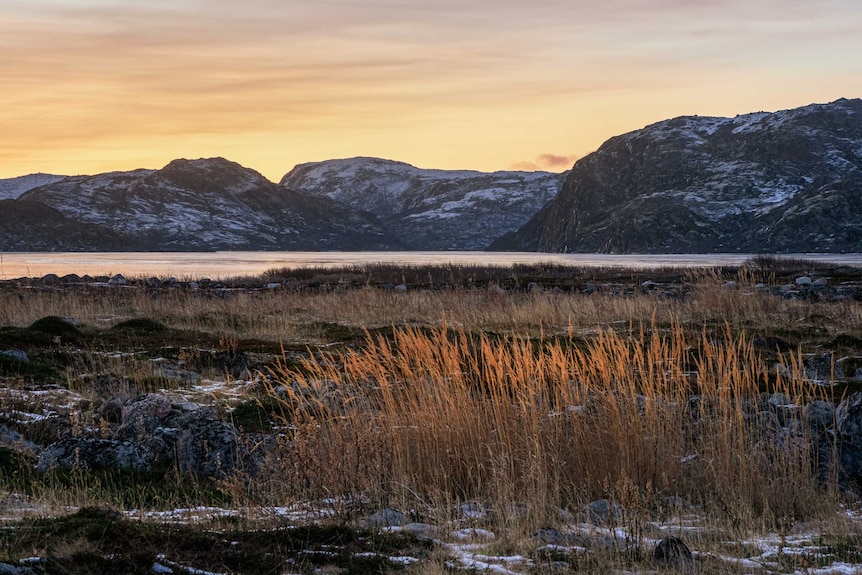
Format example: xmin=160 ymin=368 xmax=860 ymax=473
xmin=172 ymin=408 xmax=251 ymax=478
xmin=836 ymin=392 xmax=862 ymax=439
xmin=122 ymin=393 xmax=173 ymax=423
xmin=580 ymin=499 xmax=625 ymax=525
xmin=36 ymin=438 xmax=151 ymax=472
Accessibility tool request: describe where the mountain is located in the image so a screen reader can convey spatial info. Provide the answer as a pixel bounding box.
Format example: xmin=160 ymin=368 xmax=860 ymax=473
xmin=0 ymin=173 xmax=66 ymax=201
xmin=17 ymin=158 xmax=401 ymax=251
xmin=492 ymin=98 xmax=862 ymax=253
xmin=280 ymin=157 xmax=565 ymax=250
xmin=0 ymin=200 xmax=132 ymax=251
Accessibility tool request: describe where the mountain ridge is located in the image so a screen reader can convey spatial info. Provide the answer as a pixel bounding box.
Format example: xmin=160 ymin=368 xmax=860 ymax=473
xmin=280 ymin=157 xmax=565 ymax=250
xmin=491 ymin=98 xmax=862 ymax=253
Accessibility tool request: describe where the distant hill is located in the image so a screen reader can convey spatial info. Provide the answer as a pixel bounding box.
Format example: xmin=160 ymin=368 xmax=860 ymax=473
xmin=0 ymin=199 xmax=131 ymax=251
xmin=16 ymin=158 xmax=401 ymax=251
xmin=0 ymin=173 xmax=65 ymax=201
xmin=281 ymin=157 xmax=565 ymax=250
xmin=492 ymin=98 xmax=862 ymax=253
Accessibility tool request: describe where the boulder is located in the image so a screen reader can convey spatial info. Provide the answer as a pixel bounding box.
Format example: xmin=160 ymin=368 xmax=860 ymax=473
xmin=107 ymin=274 xmax=126 ymax=286
xmin=0 ymin=350 xmax=28 ymax=363
xmin=36 ymin=438 xmax=151 ymax=472
xmin=804 ymin=353 xmax=845 ymax=382
xmin=172 ymin=408 xmax=250 ymax=478
xmin=654 ymin=536 xmax=693 ymax=568
xmin=365 ymin=508 xmax=407 ymax=528
xmin=122 ymin=393 xmax=173 ymax=423
xmin=580 ymin=499 xmax=624 ymax=525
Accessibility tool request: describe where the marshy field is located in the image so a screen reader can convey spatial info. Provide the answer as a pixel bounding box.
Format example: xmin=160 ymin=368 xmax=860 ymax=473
xmin=2 ymin=257 xmax=862 ymax=574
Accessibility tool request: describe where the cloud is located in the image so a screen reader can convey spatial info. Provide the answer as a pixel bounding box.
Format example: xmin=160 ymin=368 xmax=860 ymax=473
xmin=510 ymin=154 xmax=579 ymax=172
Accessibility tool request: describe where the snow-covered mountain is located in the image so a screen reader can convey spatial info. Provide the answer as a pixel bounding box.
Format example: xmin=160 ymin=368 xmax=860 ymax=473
xmin=16 ymin=158 xmax=401 ymax=251
xmin=280 ymin=158 xmax=566 ymax=250
xmin=0 ymin=173 xmax=65 ymax=201
xmin=492 ymin=98 xmax=862 ymax=253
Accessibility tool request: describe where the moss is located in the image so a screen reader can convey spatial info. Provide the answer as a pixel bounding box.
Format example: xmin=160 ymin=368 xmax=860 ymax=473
xmin=229 ymin=396 xmax=284 ymax=433
xmin=28 ymin=316 xmax=82 ymax=338
xmin=1 ymin=510 xmax=429 ymax=575
xmin=109 ymin=318 xmax=169 ymax=335
xmin=0 ymin=326 xmax=55 ymax=348
xmin=0 ymin=350 xmax=61 ymax=381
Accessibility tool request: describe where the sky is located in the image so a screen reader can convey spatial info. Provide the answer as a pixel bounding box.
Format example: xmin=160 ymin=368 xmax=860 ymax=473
xmin=2 ymin=0 xmax=862 ymax=181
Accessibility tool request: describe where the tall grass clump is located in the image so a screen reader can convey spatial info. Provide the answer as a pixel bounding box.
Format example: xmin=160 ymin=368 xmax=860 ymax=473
xmin=261 ymin=321 xmax=835 ymax=531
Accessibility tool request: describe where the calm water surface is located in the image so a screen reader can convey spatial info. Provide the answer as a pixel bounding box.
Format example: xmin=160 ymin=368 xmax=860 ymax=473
xmin=1 ymin=252 xmax=861 ymax=280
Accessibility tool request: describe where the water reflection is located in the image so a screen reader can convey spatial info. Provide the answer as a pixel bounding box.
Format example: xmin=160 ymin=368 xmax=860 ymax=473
xmin=1 ymin=251 xmax=861 ymax=280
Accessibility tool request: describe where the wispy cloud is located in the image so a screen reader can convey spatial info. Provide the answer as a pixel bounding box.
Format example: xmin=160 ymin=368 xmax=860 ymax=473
xmin=510 ymin=154 xmax=579 ymax=172
xmin=1 ymin=0 xmax=861 ymax=178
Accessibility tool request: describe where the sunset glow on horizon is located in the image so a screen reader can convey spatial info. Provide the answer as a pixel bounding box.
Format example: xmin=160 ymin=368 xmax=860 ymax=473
xmin=2 ymin=0 xmax=862 ymax=181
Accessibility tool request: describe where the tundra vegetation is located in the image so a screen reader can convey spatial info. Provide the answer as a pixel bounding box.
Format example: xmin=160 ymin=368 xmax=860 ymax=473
xmin=1 ymin=259 xmax=862 ymax=574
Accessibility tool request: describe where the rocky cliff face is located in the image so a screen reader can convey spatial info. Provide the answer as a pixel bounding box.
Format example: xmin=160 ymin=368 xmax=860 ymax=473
xmin=492 ymin=98 xmax=862 ymax=253
xmin=17 ymin=158 xmax=401 ymax=251
xmin=280 ymin=157 xmax=565 ymax=250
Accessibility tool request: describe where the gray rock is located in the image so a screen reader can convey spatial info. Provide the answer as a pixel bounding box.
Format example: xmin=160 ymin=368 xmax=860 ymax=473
xmin=394 ymin=283 xmax=408 ymax=292
xmin=154 ymin=363 xmax=201 ymax=384
xmin=527 ymin=281 xmax=541 ymax=293
xmin=837 ymin=392 xmax=862 ymax=439
xmin=768 ymin=393 xmax=793 ymax=407
xmin=654 ymin=536 xmax=693 ymax=568
xmin=366 ymin=508 xmax=406 ymax=528
xmin=805 ymin=400 xmax=836 ymax=430
xmin=795 ymin=276 xmax=813 ymax=286
xmin=0 ymin=563 xmax=37 ymax=575
xmin=400 ymin=522 xmax=440 ymax=540
xmin=36 ymin=438 xmax=151 ymax=472
xmin=172 ymin=408 xmax=249 ymax=478
xmin=804 ymin=353 xmax=845 ymax=382
xmin=580 ymin=499 xmax=624 ymax=525
xmin=0 ymin=424 xmax=41 ymax=454
xmin=116 ymin=415 xmax=179 ymax=469
xmin=1 ymin=349 xmax=28 ymax=363
xmin=122 ymin=393 xmax=173 ymax=423
xmin=107 ymin=274 xmax=126 ymax=286
xmin=813 ymin=277 xmax=829 ymax=286
xmin=661 ymin=496 xmax=692 ymax=510
xmin=533 ymin=527 xmax=591 ymax=547
xmin=723 ymin=280 xmax=737 ymax=289
xmin=265 ymin=282 xmax=282 ymax=290
xmin=460 ymin=501 xmax=486 ymax=520
xmin=583 ymin=283 xmax=598 ymax=295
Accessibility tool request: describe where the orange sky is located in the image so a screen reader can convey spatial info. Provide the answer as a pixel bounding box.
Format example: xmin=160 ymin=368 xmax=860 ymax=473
xmin=2 ymin=0 xmax=862 ymax=181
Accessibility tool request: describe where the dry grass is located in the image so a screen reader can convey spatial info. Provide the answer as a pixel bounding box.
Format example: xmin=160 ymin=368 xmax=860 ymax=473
xmin=257 ymin=320 xmax=836 ymax=534
xmin=0 ymin=274 xmax=858 ymax=344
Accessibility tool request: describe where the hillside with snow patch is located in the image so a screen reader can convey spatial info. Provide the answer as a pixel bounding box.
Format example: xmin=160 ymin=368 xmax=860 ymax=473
xmin=493 ymin=98 xmax=862 ymax=253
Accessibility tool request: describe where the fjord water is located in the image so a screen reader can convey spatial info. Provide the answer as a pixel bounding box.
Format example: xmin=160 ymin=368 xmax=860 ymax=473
xmin=2 ymin=252 xmax=862 ymax=281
